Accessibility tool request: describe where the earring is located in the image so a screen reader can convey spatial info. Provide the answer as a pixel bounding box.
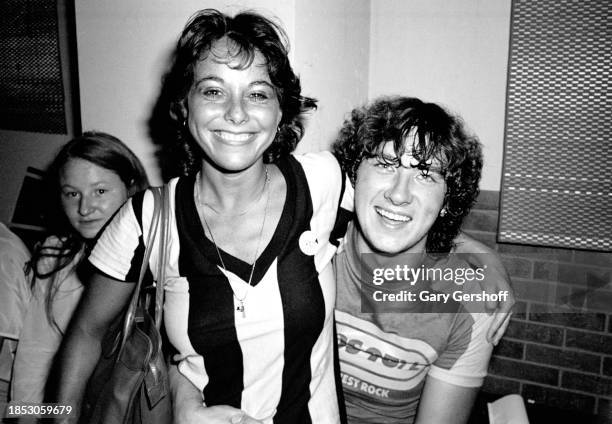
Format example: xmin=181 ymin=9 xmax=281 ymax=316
xmin=439 ymin=208 xmax=447 ymax=217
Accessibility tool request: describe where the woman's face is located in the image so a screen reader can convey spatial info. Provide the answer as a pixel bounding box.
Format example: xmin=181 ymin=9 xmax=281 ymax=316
xmin=185 ymin=37 xmax=282 ymax=172
xmin=59 ymin=158 xmax=128 ymax=239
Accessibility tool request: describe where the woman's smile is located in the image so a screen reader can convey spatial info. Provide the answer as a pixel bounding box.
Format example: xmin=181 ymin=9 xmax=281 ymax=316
xmin=212 ymin=130 xmax=257 ymax=143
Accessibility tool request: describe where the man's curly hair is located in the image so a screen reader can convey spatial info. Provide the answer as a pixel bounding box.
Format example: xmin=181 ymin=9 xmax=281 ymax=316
xmin=162 ymin=9 xmax=317 ymax=175
xmin=333 ymin=96 xmax=482 ymax=253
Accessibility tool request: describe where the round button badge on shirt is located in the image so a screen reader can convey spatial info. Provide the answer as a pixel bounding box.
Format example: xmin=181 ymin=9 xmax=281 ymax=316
xmin=299 ymin=230 xmax=319 ymax=256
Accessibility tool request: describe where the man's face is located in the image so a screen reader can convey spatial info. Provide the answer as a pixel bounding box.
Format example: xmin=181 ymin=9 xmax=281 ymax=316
xmin=354 ymin=140 xmax=447 ymax=255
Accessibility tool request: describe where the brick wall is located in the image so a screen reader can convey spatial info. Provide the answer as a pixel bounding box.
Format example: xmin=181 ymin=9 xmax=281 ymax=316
xmin=464 ymin=190 xmax=612 ymax=419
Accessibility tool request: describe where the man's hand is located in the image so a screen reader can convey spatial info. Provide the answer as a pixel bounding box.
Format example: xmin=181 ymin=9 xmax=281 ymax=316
xmin=454 ymin=233 xmax=515 ymax=345
xmin=480 ymin=254 xmax=514 ymax=345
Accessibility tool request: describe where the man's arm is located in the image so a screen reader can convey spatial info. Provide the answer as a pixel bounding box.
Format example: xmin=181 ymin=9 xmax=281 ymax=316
xmin=414 ymin=376 xmax=479 ymax=424
xmin=454 ymin=232 xmax=515 ymax=344
xmin=415 ymin=281 xmax=495 ymax=424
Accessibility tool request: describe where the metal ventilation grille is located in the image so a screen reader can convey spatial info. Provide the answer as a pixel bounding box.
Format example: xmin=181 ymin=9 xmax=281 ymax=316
xmin=0 ymin=0 xmax=66 ymax=134
xmin=499 ymin=0 xmax=612 ymax=251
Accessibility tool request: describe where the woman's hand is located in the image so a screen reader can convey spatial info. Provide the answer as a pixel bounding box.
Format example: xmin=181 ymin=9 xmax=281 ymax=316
xmin=175 ymin=404 xmax=263 ymax=424
xmin=169 ymin=363 xmax=263 ymax=424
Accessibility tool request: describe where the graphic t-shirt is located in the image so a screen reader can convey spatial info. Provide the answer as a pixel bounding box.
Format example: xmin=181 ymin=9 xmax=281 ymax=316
xmin=335 ymin=223 xmax=493 ymax=423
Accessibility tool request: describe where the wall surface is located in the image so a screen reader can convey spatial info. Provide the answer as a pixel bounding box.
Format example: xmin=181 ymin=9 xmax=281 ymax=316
xmin=294 ymin=0 xmax=370 ymax=153
xmin=465 ymin=192 xmax=612 ymax=419
xmin=1 ymin=0 xmax=509 ymax=220
xmin=0 ymin=0 xmax=79 ymax=224
xmin=0 ymin=132 xmax=68 ymax=224
xmin=369 ymin=0 xmax=512 ymax=191
xmin=74 ymin=0 xmax=371 ymax=184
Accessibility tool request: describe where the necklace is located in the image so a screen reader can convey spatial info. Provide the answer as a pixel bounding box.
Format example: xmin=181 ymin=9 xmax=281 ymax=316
xmin=199 ymin=171 xmax=269 ymax=216
xmin=196 ymin=166 xmax=271 ymax=318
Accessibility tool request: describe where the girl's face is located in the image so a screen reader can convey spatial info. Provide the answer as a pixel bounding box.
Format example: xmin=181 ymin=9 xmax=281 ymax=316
xmin=59 ymin=158 xmax=128 ymax=239
xmin=185 ymin=37 xmax=282 ymax=172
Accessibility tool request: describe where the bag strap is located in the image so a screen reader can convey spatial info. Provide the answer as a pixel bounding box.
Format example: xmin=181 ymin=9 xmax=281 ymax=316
xmin=119 ymin=187 xmax=163 ymax=353
xmin=154 ymin=184 xmax=170 ymax=330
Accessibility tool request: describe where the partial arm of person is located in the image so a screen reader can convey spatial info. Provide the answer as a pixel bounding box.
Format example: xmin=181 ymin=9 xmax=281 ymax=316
xmin=169 ymin=363 xmax=262 ymax=424
xmin=50 ymin=271 xmax=135 ymax=415
xmin=454 ymin=232 xmax=515 ymax=344
xmin=416 ymin=292 xmax=494 ymax=424
xmin=0 ymin=223 xmax=31 ymax=340
xmin=414 ymin=375 xmax=479 ymax=424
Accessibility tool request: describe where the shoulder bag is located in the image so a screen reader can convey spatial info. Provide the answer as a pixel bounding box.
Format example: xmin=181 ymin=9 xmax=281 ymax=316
xmin=80 ymin=186 xmax=172 ymax=424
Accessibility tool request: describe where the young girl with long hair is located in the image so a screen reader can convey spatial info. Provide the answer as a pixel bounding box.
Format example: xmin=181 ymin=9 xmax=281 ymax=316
xmin=11 ymin=131 xmax=148 ymax=402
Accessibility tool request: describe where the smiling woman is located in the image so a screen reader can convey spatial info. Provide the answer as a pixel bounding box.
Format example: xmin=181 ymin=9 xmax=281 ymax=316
xmin=52 ymin=9 xmax=349 ymax=424
xmin=10 ymin=132 xmax=148 ymax=403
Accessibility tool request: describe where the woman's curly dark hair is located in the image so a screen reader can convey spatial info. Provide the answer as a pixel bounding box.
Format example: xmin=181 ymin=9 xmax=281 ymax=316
xmin=333 ymin=96 xmax=482 ymax=253
xmin=162 ymin=8 xmax=317 ymax=175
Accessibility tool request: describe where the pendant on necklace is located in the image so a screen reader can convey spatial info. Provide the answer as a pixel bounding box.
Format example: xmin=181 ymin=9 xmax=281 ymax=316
xmin=237 ymin=301 xmax=246 ymax=318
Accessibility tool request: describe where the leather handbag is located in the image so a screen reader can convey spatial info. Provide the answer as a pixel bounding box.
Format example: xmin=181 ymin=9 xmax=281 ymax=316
xmin=81 ymin=186 xmax=172 ymax=424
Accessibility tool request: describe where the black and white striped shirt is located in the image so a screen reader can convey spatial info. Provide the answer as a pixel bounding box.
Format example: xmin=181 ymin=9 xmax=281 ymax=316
xmin=90 ymin=151 xmax=351 ymax=423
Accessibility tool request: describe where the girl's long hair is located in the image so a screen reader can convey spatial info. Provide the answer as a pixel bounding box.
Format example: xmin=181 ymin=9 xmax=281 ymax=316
xmin=28 ymin=131 xmax=149 ymax=332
